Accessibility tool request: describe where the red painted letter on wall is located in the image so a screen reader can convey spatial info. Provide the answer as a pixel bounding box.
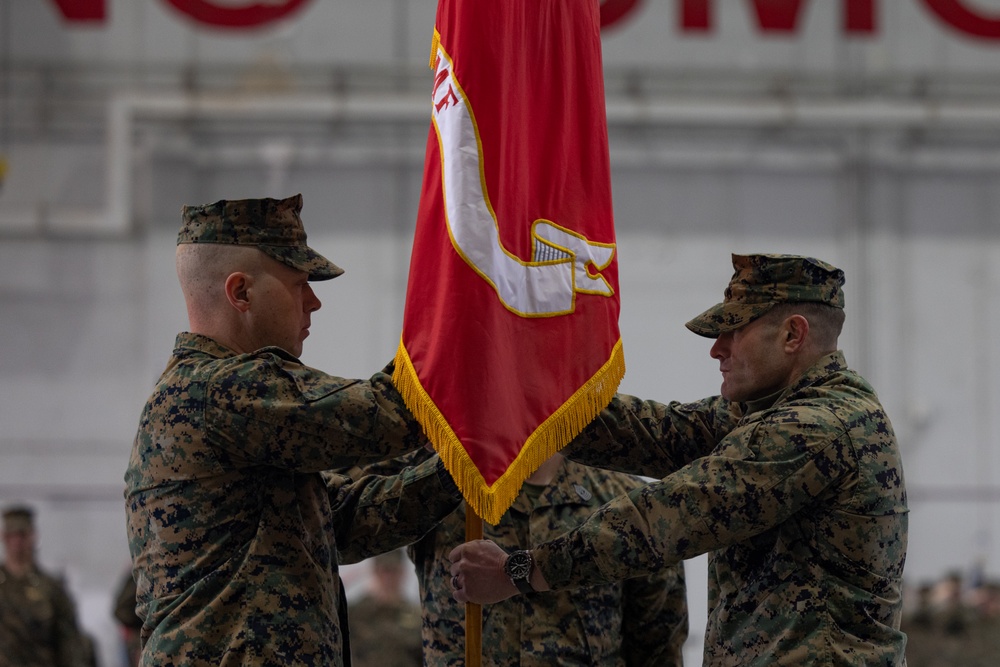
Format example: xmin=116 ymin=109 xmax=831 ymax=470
xmin=600 ymin=0 xmax=644 ymax=29
xmin=51 ymin=0 xmax=106 ymax=22
xmin=680 ymin=0 xmax=876 ymax=34
xmin=921 ymin=0 xmax=1000 ymax=39
xmin=162 ymin=0 xmax=312 ymax=29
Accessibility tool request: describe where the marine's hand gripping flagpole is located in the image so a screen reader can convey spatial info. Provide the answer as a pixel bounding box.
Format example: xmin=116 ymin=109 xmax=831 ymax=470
xmin=393 ymin=1 xmax=622 ymax=664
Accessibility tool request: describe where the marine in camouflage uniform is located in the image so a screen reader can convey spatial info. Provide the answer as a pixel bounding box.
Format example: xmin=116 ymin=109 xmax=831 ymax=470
xmin=347 ymin=550 xmax=422 ymax=667
xmin=450 ymin=254 xmax=908 ymax=666
xmin=125 ymin=195 xmax=463 ymax=667
xmin=357 ymin=450 xmax=688 ymax=666
xmin=0 ymin=506 xmax=87 ymax=667
xmin=963 ymin=580 xmax=1000 ymax=666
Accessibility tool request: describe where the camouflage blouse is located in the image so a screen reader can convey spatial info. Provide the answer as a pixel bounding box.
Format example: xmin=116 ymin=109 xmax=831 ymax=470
xmin=548 ymin=351 xmax=908 ymax=666
xmin=125 ymin=333 xmax=462 ymax=666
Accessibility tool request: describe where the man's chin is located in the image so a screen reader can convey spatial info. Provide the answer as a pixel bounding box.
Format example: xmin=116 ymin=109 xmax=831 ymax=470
xmin=720 ymin=385 xmax=745 ymax=403
xmin=719 ymin=381 xmax=733 ymax=401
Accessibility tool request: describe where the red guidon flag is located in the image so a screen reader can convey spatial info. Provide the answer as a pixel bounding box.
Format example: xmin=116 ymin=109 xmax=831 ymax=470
xmin=393 ymin=0 xmax=623 ymax=524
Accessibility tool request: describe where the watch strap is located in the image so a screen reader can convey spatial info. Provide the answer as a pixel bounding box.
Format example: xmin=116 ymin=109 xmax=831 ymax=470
xmin=512 ymin=573 xmax=534 ymax=595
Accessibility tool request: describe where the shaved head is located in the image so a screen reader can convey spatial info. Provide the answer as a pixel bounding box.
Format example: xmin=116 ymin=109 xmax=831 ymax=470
xmin=176 ymin=243 xmax=264 ymax=311
xmin=175 ymin=243 xmax=270 ymax=347
xmin=763 ymin=302 xmax=845 ymax=353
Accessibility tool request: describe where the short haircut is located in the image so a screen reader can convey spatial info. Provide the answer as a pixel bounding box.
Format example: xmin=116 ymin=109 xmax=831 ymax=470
xmin=762 ymin=302 xmax=845 ymax=349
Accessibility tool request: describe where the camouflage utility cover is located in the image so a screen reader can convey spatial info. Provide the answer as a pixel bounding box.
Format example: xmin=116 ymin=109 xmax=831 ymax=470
xmin=125 ymin=333 xmax=462 ymax=666
xmin=686 ymin=253 xmax=845 ymax=337
xmin=177 ymin=194 xmax=344 ymax=281
xmin=551 ymin=351 xmax=908 ymax=666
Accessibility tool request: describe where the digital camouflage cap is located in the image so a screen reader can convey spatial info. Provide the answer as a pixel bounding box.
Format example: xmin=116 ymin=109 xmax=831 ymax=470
xmin=2 ymin=505 xmax=35 ymax=533
xmin=177 ymin=194 xmax=344 ymax=281
xmin=685 ymin=253 xmax=845 ymax=338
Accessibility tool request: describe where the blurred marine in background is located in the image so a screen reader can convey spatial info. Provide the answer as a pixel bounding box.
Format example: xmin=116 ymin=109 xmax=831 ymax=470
xmin=0 ymin=505 xmax=88 ymax=667
xmin=347 ymin=549 xmax=422 ymax=667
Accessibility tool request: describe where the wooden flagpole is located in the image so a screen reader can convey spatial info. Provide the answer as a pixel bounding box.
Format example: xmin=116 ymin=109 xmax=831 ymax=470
xmin=465 ymin=504 xmax=483 ymax=667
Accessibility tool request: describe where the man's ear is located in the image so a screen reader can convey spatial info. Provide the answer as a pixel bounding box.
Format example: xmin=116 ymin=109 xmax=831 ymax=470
xmin=783 ymin=314 xmax=810 ymax=352
xmin=224 ymin=272 xmax=252 ymax=312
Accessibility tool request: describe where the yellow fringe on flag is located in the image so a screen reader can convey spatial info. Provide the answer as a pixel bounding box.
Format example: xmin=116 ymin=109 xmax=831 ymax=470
xmin=429 ymin=29 xmax=441 ymax=70
xmin=393 ymin=338 xmax=626 ymax=525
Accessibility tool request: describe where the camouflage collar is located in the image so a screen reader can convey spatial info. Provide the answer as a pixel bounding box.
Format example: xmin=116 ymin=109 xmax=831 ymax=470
xmin=173 ymin=333 xmax=304 ymax=363
xmin=174 ymin=332 xmax=239 ymax=359
xmin=741 ymin=350 xmax=848 ymax=418
xmin=789 ymin=350 xmax=847 ymax=394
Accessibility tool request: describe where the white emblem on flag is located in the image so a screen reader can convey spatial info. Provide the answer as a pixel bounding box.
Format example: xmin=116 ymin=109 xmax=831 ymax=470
xmin=430 ymin=46 xmax=615 ymax=318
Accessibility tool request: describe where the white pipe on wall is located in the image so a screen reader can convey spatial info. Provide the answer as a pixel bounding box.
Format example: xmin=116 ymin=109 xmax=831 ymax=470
xmin=32 ymin=90 xmax=1000 ymax=237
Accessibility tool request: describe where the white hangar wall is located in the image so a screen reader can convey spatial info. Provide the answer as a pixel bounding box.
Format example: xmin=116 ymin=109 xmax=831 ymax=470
xmin=2 ymin=1 xmax=1000 ymax=665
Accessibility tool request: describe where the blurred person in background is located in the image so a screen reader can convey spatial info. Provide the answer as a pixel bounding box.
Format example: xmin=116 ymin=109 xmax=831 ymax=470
xmin=936 ymin=570 xmax=970 ymax=636
xmin=0 ymin=505 xmax=88 ymax=667
xmin=79 ymin=632 xmax=99 ymax=667
xmin=112 ymin=568 xmax=141 ymax=667
xmin=900 ymin=583 xmax=939 ymax=666
xmin=125 ymin=194 xmax=463 ymax=666
xmin=903 ymin=569 xmax=1000 ymax=666
xmin=347 ymin=549 xmax=422 ymax=667
xmin=965 ymin=579 xmax=1000 ymax=665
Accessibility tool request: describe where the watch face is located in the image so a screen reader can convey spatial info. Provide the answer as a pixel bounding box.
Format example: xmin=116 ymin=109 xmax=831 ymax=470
xmin=506 ymin=551 xmax=532 ymax=580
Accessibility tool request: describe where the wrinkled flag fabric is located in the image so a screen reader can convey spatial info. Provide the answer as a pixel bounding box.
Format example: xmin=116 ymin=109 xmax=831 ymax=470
xmin=394 ymin=0 xmax=623 ymax=524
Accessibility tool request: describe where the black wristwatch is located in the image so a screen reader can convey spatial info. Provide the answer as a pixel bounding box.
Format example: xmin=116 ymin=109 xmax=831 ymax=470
xmin=504 ymin=549 xmax=535 ymax=594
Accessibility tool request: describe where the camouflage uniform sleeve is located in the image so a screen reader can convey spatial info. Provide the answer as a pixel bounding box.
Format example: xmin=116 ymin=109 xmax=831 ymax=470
xmin=328 ymin=455 xmax=463 ymax=563
xmin=536 ymin=408 xmax=854 ymax=589
xmin=333 ymin=446 xmax=438 ymax=481
xmin=621 ymin=563 xmax=688 ymax=667
xmin=563 ymin=392 xmax=741 ymax=478
xmin=206 ymin=355 xmax=429 ymax=471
